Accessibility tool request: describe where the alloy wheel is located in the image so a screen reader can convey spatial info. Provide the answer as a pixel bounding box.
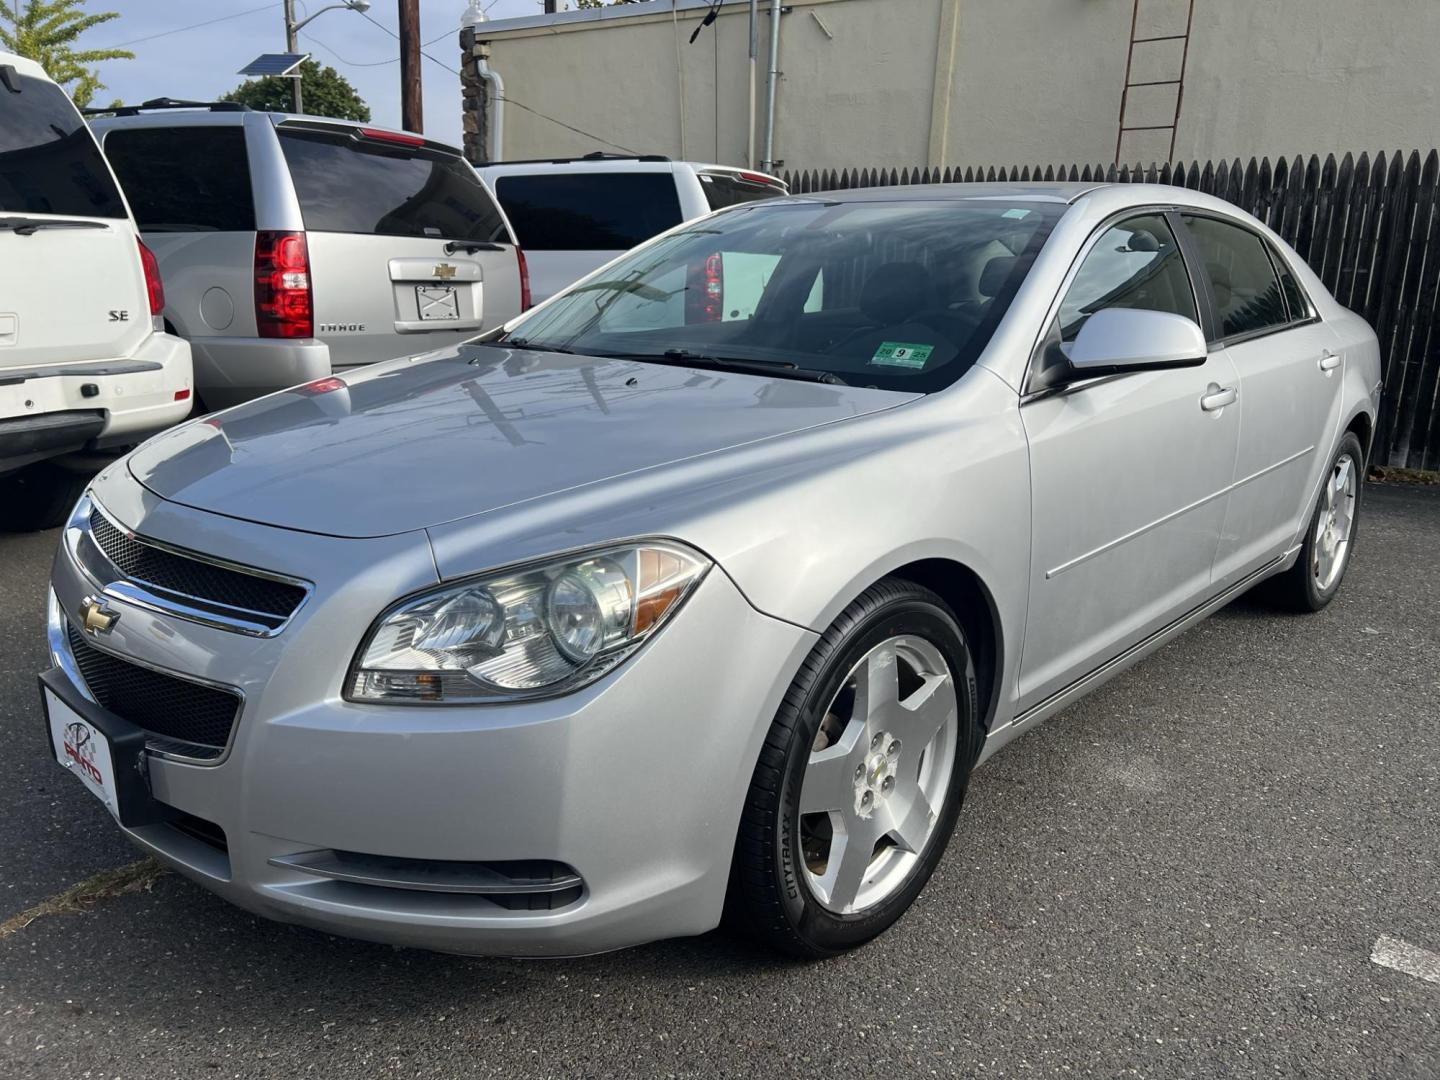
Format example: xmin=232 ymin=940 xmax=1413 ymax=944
xmin=796 ymin=635 xmax=959 ymax=915
xmin=1312 ymin=451 xmax=1358 ymax=591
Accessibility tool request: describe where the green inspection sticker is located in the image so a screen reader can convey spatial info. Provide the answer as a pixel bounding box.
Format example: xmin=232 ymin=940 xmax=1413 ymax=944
xmin=871 ymin=342 xmax=934 ymax=368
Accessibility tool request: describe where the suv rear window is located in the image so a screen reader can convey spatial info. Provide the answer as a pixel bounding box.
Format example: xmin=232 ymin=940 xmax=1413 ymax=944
xmin=492 ymin=172 xmax=683 ymax=251
xmin=104 ymin=127 xmax=256 ymax=231
xmin=278 ymin=126 xmax=508 ymax=243
xmin=699 ymin=172 xmax=785 ymax=211
xmin=0 ymin=74 xmax=126 ymax=218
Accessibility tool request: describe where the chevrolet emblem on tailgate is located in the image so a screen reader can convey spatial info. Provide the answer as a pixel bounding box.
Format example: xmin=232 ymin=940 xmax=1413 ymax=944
xmin=79 ymin=596 xmax=118 ymax=636
xmin=433 ymin=263 xmax=457 ymax=280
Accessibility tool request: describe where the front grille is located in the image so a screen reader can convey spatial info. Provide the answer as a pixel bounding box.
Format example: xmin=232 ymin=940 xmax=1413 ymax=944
xmin=88 ymin=508 xmax=307 ymax=622
xmin=66 ymin=622 xmax=241 ymax=759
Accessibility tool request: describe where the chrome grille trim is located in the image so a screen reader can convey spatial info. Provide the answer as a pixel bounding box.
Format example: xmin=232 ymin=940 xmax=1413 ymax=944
xmin=66 ymin=495 xmax=314 ymax=638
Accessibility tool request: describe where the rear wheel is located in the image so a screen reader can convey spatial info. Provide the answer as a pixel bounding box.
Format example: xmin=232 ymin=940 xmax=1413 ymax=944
xmin=1264 ymin=431 xmax=1364 ymax=612
xmin=729 ymin=579 xmax=982 ymax=957
xmin=0 ymin=461 xmax=90 ymax=532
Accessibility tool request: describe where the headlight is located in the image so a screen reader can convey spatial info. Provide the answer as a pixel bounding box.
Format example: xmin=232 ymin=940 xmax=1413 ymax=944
xmin=347 ymin=540 xmax=710 ymax=703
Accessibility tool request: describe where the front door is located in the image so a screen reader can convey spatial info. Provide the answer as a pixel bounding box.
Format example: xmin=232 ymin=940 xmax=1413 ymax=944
xmin=1177 ymin=214 xmax=1348 ymax=585
xmin=1018 ymin=212 xmax=1241 ymax=709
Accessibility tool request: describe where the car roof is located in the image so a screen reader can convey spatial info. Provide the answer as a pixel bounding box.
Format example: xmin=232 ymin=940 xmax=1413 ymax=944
xmin=778 ymin=181 xmax=1102 ymax=205
xmin=478 ymin=158 xmax=784 ymax=182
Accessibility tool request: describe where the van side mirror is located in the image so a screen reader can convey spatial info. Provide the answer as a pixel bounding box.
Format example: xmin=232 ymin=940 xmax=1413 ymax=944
xmin=1066 ymin=308 xmax=1208 ymax=379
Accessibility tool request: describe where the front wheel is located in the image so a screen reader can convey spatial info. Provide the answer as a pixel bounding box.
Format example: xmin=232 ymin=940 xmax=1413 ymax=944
xmin=729 ymin=579 xmax=982 ymax=957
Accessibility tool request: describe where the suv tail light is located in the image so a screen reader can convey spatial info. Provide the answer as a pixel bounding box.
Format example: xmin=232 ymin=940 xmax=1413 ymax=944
xmin=686 ymin=253 xmax=724 ymax=323
xmin=137 ymin=238 xmax=165 ymax=319
xmin=517 ymin=246 xmax=532 ymax=311
xmin=254 ymin=231 xmax=313 ymax=339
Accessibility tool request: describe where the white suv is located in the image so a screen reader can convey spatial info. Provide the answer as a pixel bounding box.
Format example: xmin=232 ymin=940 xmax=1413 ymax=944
xmin=0 ymin=53 xmax=192 ymax=529
xmin=478 ymin=155 xmax=786 ymax=304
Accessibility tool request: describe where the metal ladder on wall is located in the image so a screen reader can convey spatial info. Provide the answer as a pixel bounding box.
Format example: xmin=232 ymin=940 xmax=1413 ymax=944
xmin=1114 ymin=0 xmax=1197 ymax=164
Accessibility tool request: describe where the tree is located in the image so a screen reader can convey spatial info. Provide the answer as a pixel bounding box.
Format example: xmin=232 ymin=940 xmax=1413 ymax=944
xmin=0 ymin=0 xmax=132 ymax=107
xmin=222 ymin=60 xmax=370 ymax=122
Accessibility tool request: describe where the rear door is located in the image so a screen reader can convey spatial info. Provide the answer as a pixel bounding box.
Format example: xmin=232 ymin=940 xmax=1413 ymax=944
xmin=487 ymin=169 xmax=686 ymax=303
xmin=1178 ymin=213 xmax=1348 ymax=585
xmin=0 ymin=63 xmax=149 ymax=381
xmin=275 ymin=122 xmax=521 ymax=369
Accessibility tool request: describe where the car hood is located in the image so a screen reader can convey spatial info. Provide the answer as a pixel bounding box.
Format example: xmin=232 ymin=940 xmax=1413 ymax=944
xmin=128 ymin=346 xmax=915 ymax=538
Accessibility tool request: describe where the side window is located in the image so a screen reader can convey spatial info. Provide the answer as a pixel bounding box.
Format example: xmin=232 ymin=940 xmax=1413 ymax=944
xmin=1056 ymin=214 xmax=1197 ymax=343
xmin=1270 ymin=245 xmax=1314 ymax=323
xmin=104 ymin=127 xmax=255 ymax=232
xmin=1180 ymin=214 xmax=1288 ymax=338
xmin=492 ymin=173 xmax=683 ymax=251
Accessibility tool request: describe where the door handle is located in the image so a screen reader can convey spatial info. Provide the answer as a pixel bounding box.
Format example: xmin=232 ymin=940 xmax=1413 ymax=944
xmin=1319 ymin=350 xmax=1342 ymax=372
xmin=1200 ymin=384 xmax=1237 ymax=412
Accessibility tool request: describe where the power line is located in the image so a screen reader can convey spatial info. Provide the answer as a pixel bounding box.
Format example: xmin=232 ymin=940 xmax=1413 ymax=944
xmin=347 ymin=7 xmax=638 ymax=155
xmin=356 ymin=9 xmax=459 ymax=75
xmin=497 ymin=95 xmax=638 ymax=155
xmin=300 ymin=30 xmax=397 ymax=67
xmin=105 ymin=1 xmax=279 ymax=50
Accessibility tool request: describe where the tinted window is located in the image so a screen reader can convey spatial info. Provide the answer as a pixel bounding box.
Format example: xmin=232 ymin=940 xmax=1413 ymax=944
xmin=498 ymin=199 xmax=1060 ymax=393
xmin=699 ymin=172 xmax=785 ymax=211
xmin=493 ymin=172 xmax=684 ymax=251
xmin=104 ymin=127 xmax=255 ymax=231
xmin=0 ymin=74 xmax=126 ymax=217
xmin=1181 ymin=214 xmax=1287 ymax=338
xmin=279 ymin=127 xmax=508 ymax=242
xmin=1058 ymin=214 xmax=1196 ymax=342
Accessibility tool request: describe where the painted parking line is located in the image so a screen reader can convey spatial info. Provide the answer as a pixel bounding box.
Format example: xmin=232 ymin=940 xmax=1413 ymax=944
xmin=1371 ymin=934 xmax=1440 ymax=985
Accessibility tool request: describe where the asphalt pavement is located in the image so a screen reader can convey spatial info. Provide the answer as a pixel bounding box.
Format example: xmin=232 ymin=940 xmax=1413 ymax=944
xmin=1 ymin=484 xmax=1436 ymax=1079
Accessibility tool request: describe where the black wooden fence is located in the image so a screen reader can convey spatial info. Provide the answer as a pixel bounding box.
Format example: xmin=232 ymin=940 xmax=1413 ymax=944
xmin=780 ymin=153 xmax=1440 ymax=471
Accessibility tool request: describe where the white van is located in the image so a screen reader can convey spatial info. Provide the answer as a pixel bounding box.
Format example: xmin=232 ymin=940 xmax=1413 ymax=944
xmin=0 ymin=53 xmax=192 ymax=529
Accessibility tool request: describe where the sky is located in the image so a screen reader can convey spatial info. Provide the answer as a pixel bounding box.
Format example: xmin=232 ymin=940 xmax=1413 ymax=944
xmin=81 ymin=0 xmax=551 ymax=148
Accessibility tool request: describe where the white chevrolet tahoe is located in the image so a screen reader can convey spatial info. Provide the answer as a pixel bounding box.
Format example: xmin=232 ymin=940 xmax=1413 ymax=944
xmin=0 ymin=52 xmax=192 ymax=529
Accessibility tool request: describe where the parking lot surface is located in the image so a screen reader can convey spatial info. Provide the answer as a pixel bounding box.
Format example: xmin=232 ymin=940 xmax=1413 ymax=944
xmin=1 ymin=484 xmax=1436 ymax=1079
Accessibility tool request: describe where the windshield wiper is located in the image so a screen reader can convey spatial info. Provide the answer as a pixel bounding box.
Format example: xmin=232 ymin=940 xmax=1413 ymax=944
xmin=467 ymin=337 xmax=579 ymax=360
xmin=615 ymin=349 xmax=848 ymax=385
xmin=0 ymin=216 xmax=107 ymax=236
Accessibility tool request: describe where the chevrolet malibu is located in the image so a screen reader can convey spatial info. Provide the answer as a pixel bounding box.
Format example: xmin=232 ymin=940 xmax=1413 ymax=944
xmin=41 ymin=183 xmax=1380 ymax=958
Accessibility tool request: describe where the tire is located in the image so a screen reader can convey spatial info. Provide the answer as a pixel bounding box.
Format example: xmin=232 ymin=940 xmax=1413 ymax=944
xmin=0 ymin=461 xmax=91 ymax=532
xmin=1263 ymin=430 xmax=1365 ymax=612
xmin=728 ymin=578 xmax=983 ymax=958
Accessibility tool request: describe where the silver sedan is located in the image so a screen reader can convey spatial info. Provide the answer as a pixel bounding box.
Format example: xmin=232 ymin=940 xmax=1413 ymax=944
xmin=41 ymin=183 xmax=1381 ymax=958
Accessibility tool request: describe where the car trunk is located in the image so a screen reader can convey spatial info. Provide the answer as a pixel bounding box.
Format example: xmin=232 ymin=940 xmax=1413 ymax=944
xmin=275 ymin=121 xmax=523 ymax=369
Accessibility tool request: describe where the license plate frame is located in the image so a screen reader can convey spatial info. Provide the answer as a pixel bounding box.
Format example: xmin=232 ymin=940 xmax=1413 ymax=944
xmin=38 ymin=668 xmax=162 ymax=827
xmin=416 ymin=284 xmax=460 ymax=321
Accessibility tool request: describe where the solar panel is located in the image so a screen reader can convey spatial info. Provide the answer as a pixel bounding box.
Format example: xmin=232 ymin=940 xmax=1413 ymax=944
xmin=238 ymin=53 xmax=309 ymax=77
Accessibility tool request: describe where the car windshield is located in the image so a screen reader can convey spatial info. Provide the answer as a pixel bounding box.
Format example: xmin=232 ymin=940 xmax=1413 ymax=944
xmin=499 ymin=197 xmax=1062 ymax=391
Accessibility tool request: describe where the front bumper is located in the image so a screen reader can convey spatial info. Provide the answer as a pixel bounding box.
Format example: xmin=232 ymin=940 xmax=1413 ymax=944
xmin=47 ymin=476 xmax=814 ymax=956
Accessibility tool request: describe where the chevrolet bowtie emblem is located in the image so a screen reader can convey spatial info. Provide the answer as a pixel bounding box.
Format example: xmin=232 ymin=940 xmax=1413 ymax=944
xmin=79 ymin=596 xmax=119 ymax=636
xmin=433 ymin=263 xmax=457 ymax=280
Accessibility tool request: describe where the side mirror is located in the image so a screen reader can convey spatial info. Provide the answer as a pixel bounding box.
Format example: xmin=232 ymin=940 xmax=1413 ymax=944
xmin=1067 ymin=308 xmax=1208 ymax=379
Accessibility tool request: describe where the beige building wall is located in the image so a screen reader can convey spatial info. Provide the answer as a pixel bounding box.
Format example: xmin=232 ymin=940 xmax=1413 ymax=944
xmin=468 ymin=0 xmax=1440 ymax=171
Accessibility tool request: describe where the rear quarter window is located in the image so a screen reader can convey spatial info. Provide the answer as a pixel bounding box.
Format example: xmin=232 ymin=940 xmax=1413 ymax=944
xmin=0 ymin=75 xmax=126 ymax=217
xmin=278 ymin=127 xmax=508 ymax=243
xmin=492 ymin=172 xmax=684 ymax=251
xmin=699 ymin=172 xmax=786 ymax=211
xmin=103 ymin=127 xmax=256 ymax=231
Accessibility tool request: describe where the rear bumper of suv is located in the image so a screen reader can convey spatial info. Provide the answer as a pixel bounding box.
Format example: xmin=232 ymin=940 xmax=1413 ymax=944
xmin=190 ymin=337 xmax=330 ymax=410
xmin=0 ymin=333 xmax=192 ymax=470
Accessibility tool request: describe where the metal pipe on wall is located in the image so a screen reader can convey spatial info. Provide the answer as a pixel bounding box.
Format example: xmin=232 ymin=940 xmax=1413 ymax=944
xmin=747 ymin=0 xmax=758 ymax=168
xmin=760 ymin=0 xmax=781 ymax=170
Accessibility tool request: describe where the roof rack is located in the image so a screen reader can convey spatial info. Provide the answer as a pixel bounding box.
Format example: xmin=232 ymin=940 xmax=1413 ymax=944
xmin=491 ymin=151 xmax=672 ymax=166
xmin=82 ymin=98 xmax=251 ymax=118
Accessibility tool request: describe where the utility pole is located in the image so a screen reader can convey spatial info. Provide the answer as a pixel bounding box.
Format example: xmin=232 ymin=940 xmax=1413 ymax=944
xmin=283 ymin=0 xmax=303 ymax=114
xmin=398 ymin=0 xmax=423 ymax=133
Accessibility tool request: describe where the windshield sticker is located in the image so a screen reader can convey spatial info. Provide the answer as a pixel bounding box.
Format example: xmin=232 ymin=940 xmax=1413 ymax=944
xmin=871 ymin=342 xmax=934 ymax=368
xmin=1002 ymin=208 xmax=1032 ymax=219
